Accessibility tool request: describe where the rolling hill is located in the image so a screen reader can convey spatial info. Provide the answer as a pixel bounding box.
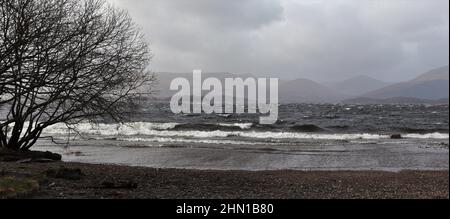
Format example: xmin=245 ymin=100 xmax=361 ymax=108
xmin=363 ymin=66 xmax=449 ymax=100
xmin=279 ymin=79 xmax=348 ymax=103
xmin=327 ymin=75 xmax=391 ymax=96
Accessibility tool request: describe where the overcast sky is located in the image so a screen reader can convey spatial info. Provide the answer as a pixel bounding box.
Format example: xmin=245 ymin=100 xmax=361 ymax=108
xmin=107 ymin=0 xmax=449 ymax=82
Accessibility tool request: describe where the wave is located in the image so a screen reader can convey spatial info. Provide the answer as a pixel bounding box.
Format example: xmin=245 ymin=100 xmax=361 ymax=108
xmin=43 ymin=122 xmax=178 ymax=136
xmin=290 ymin=124 xmax=325 ymax=132
xmin=218 ymin=123 xmax=254 ymax=130
xmin=41 ymin=122 xmax=449 ymax=140
xmin=171 ymin=123 xmax=253 ymax=131
xmin=327 ymin=125 xmax=351 ymax=130
xmin=42 ymin=122 xmax=252 ymax=136
xmin=403 ymin=133 xmax=449 ymax=139
xmin=239 ymin=132 xmax=390 ymax=140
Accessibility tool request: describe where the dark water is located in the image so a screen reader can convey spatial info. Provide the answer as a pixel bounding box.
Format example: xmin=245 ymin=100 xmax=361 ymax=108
xmin=133 ymin=101 xmax=449 ymax=134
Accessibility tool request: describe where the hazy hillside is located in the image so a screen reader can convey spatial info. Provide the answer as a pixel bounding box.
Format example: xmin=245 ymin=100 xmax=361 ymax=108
xmin=328 ymin=75 xmax=391 ymax=96
xmin=344 ymin=97 xmax=449 ymax=105
xmin=153 ymin=73 xmax=349 ymax=103
xmin=279 ymin=79 xmax=348 ymax=103
xmin=412 ymin=66 xmax=449 ymax=82
xmin=363 ymin=66 xmax=449 ymax=100
xmin=152 ymin=67 xmax=449 ymax=104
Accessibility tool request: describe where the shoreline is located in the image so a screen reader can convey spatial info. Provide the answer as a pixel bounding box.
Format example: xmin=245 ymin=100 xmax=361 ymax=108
xmin=1 ymin=161 xmax=448 ymax=199
xmin=33 ymin=137 xmax=449 ymax=172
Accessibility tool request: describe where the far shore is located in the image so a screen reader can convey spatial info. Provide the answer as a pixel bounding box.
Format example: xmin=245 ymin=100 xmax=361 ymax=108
xmin=1 ymin=161 xmax=448 ymax=199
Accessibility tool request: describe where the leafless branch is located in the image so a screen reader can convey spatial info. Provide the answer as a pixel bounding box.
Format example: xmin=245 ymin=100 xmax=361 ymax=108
xmin=0 ymin=0 xmax=154 ymax=151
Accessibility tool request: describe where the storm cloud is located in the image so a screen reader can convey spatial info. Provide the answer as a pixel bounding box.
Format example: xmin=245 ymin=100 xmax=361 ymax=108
xmin=107 ymin=0 xmax=449 ymax=82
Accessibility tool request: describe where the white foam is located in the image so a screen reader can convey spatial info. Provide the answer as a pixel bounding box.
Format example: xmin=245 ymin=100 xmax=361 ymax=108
xmin=44 ymin=122 xmax=179 ymax=136
xmin=218 ymin=123 xmax=253 ymax=130
xmin=404 ymin=133 xmax=449 ymax=139
xmin=43 ymin=122 xmax=254 ymax=135
xmin=40 ymin=122 xmax=388 ymax=140
xmin=239 ymin=132 xmax=390 ymax=140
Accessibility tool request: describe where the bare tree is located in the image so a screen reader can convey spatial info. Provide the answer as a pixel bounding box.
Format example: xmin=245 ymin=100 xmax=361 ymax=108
xmin=0 ymin=0 xmax=154 ymax=151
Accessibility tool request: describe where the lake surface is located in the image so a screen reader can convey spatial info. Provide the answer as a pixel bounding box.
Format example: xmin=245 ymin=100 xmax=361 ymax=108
xmin=34 ymin=102 xmax=449 ymax=171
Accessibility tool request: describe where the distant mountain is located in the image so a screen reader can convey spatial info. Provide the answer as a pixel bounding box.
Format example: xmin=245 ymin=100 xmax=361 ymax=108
xmin=154 ymin=73 xmax=350 ymax=103
xmin=152 ymin=67 xmax=449 ymax=104
xmin=363 ymin=66 xmax=449 ymax=100
xmin=344 ymin=97 xmax=449 ymax=105
xmin=279 ymin=79 xmax=348 ymax=103
xmin=327 ymin=75 xmax=391 ymax=96
xmin=412 ymin=66 xmax=449 ymax=82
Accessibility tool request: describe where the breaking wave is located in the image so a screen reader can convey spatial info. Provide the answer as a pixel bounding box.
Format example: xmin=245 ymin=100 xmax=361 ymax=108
xmin=40 ymin=122 xmax=449 ymax=141
xmin=171 ymin=123 xmax=253 ymax=131
xmin=403 ymin=133 xmax=449 ymax=139
xmin=290 ymin=124 xmax=325 ymax=132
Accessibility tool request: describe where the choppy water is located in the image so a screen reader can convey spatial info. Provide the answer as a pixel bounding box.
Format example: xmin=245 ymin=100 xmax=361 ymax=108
xmin=131 ymin=102 xmax=450 ymax=133
xmin=32 ymin=102 xmax=449 ymax=171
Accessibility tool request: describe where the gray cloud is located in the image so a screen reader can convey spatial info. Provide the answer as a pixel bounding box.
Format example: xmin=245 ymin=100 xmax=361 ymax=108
xmin=107 ymin=0 xmax=449 ymax=82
